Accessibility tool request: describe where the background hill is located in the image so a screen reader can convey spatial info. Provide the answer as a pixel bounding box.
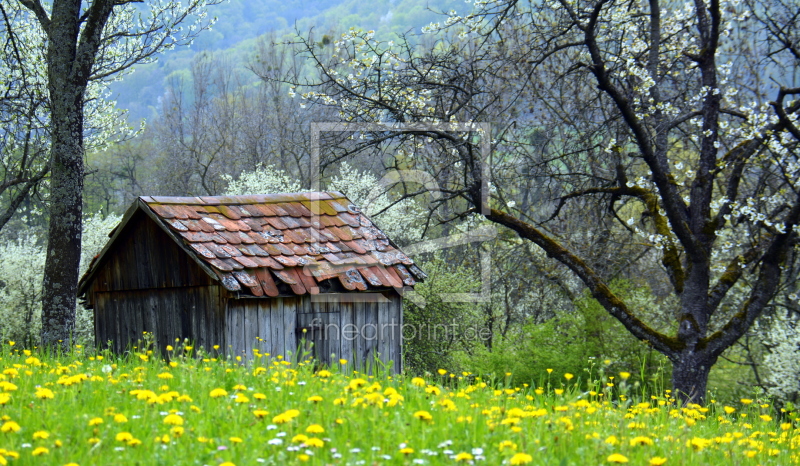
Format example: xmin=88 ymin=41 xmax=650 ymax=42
xmin=111 ymin=0 xmax=460 ymax=122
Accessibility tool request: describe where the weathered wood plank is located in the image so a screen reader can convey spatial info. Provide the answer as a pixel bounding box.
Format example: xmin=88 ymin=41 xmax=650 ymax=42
xmin=243 ymin=302 xmax=258 ymax=360
xmin=284 ymin=297 xmax=297 ymax=361
xmin=364 ymin=304 xmax=378 ymax=373
xmin=354 ymin=301 xmax=366 ymax=372
xmin=270 ymin=299 xmax=284 ymax=360
xmin=256 ymin=300 xmax=270 ymax=357
xmin=325 ymin=311 xmax=340 ymax=367
xmin=393 ymin=293 xmax=403 ymax=373
xmin=338 ymin=298 xmax=354 ymax=366
xmin=378 ymin=298 xmax=391 ymax=371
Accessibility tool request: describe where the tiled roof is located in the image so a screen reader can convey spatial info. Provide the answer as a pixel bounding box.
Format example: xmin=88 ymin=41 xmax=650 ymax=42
xmin=95 ymin=192 xmax=425 ymax=297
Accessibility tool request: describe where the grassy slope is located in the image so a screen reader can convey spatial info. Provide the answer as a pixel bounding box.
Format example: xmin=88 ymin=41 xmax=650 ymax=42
xmin=0 ymin=342 xmax=796 ymax=465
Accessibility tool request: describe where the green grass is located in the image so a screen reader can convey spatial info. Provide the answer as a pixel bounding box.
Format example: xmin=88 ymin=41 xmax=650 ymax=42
xmin=0 ymin=339 xmax=797 ymax=465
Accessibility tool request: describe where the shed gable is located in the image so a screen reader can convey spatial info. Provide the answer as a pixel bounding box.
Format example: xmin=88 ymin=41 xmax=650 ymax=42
xmin=82 ymin=209 xmax=215 ymax=304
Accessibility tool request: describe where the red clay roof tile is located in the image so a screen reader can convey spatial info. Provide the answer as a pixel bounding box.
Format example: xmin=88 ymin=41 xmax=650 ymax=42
xmin=136 ymin=193 xmax=420 ymax=297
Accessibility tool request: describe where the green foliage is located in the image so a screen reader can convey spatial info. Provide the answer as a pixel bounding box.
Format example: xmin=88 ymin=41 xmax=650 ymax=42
xmin=402 ymin=255 xmax=481 ymax=375
xmin=465 ymin=280 xmax=672 ymax=390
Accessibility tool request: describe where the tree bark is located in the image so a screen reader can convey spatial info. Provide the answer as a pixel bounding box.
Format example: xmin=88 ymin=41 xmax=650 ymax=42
xmin=40 ymin=99 xmax=84 ymax=350
xmin=671 ymin=349 xmax=716 ymax=404
xmin=40 ymin=0 xmax=87 ymax=350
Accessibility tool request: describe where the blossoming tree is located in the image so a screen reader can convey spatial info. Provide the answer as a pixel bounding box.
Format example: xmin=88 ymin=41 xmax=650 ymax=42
xmin=287 ymin=0 xmax=800 ymax=402
xmin=7 ymin=0 xmax=221 ymax=349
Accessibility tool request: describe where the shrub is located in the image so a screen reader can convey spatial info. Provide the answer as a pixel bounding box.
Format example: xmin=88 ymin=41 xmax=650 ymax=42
xmin=0 ymin=211 xmax=121 ymax=346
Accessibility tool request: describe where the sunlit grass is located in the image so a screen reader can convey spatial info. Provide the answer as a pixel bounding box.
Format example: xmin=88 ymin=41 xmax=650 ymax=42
xmin=0 ymin=338 xmax=797 ymax=465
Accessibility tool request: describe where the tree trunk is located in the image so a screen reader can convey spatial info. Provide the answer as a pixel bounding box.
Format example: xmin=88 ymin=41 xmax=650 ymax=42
xmin=670 ymin=350 xmax=716 ymax=404
xmin=40 ymin=91 xmax=84 ymax=350
xmin=39 ymin=0 xmax=87 ymax=351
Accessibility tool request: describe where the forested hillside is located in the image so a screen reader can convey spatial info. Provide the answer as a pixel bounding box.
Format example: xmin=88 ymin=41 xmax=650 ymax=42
xmin=112 ymin=0 xmax=458 ymax=121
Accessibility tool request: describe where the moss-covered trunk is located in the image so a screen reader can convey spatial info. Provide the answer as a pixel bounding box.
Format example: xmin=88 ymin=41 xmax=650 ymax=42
xmin=40 ymin=0 xmax=87 ymax=350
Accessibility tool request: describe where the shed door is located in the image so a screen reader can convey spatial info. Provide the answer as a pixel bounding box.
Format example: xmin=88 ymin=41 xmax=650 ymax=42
xmin=297 ymin=312 xmax=339 ymax=366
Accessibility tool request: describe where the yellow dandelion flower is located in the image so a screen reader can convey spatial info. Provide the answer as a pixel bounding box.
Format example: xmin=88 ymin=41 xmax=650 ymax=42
xmin=163 ymin=414 xmax=183 ymax=426
xmin=425 ymin=386 xmax=441 ymax=395
xmin=630 ymin=436 xmax=653 ymax=446
xmin=170 ymin=426 xmax=184 ymax=437
xmin=564 ymin=373 xmax=574 ymax=381
xmin=234 ymin=393 xmax=249 ymax=403
xmin=113 ymin=414 xmax=128 ymax=423
xmin=31 ymin=447 xmax=48 ymax=456
xmin=413 ymin=411 xmax=433 ymax=421
xmin=87 ymin=438 xmax=100 ymax=445
xmin=724 ymin=406 xmax=735 ymax=414
xmin=253 ymin=410 xmax=269 ymax=419
xmin=32 ymin=431 xmax=49 ymax=440
xmin=554 ymin=389 xmax=564 ymax=395
xmin=229 ymin=436 xmax=243 ymax=443
xmin=298 ymin=454 xmax=310 ymax=462
xmin=307 ymin=395 xmax=323 ymax=403
xmin=157 ymin=373 xmax=173 ymax=379
xmin=605 ymin=436 xmax=618 ymax=446
xmin=510 ymin=453 xmax=534 ymax=465
xmin=760 ymin=415 xmax=772 ymax=422
xmin=88 ymin=417 xmax=103 ymax=426
xmin=1 ymin=421 xmax=21 ymax=433
xmin=305 ymin=424 xmax=324 ymax=434
xmin=253 ymin=393 xmax=266 ymax=400
xmin=411 ymin=377 xmax=426 ymax=387
xmin=292 ymin=434 xmax=308 ymax=443
xmin=498 ymin=440 xmax=517 ymax=451
xmin=620 ymin=372 xmax=631 ymax=380
xmin=35 ymin=388 xmax=54 ymax=399
xmin=339 ymin=359 xmax=348 ymax=365
xmin=272 ymin=409 xmax=300 ymax=424
xmin=454 ymin=452 xmax=473 ymax=462
xmin=0 ymin=382 xmax=18 ymax=392
xmin=219 ymin=462 xmax=235 ymax=466
xmin=209 ymin=388 xmax=228 ymax=398
xmin=740 ymin=399 xmax=753 ymax=405
xmin=317 ymin=370 xmax=332 ymax=378
xmin=115 ymin=432 xmax=134 ymax=443
xmin=607 ymin=453 xmax=629 ymax=463
xmin=0 ymin=393 xmax=10 ymax=405
xmin=400 ymin=447 xmax=414 ymax=454
xmin=649 ymin=458 xmax=667 ymax=466
xmin=438 ymin=369 xmax=447 ymax=375
xmin=306 ymin=437 xmax=324 ymax=448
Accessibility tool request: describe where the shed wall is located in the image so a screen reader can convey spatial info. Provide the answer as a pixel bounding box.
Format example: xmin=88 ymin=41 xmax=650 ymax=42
xmin=94 ymin=285 xmax=225 ymax=353
xmin=225 ymin=292 xmax=403 ymax=372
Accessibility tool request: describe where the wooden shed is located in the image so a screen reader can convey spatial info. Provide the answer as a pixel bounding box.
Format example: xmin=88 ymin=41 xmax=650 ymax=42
xmin=77 ymin=193 xmax=425 ymax=372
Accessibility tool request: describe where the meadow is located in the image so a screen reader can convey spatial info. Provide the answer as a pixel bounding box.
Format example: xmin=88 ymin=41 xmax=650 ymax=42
xmin=0 ymin=338 xmax=797 ymax=465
